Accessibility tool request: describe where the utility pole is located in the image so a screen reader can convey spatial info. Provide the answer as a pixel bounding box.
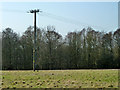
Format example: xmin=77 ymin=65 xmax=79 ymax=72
xmin=28 ymin=9 xmax=41 ymax=71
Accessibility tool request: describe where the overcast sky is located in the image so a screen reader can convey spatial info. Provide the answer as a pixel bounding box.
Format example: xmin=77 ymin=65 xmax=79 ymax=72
xmin=0 ymin=2 xmax=118 ymax=36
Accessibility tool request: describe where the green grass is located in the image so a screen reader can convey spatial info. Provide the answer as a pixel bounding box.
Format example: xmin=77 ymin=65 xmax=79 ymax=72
xmin=1 ymin=69 xmax=118 ymax=88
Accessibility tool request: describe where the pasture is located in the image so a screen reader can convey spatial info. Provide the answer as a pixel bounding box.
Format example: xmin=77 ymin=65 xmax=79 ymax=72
xmin=1 ymin=69 xmax=118 ymax=88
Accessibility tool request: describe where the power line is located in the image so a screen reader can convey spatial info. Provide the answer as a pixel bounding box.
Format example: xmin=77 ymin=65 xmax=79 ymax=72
xmin=39 ymin=11 xmax=117 ymax=32
xmin=1 ymin=9 xmax=26 ymax=13
xmin=38 ymin=12 xmax=88 ymax=27
xmin=38 ymin=11 xmax=107 ymax=31
xmin=2 ymin=9 xmax=116 ymax=32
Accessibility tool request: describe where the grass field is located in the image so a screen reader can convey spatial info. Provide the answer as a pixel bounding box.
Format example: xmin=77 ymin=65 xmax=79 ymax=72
xmin=1 ymin=69 xmax=118 ymax=88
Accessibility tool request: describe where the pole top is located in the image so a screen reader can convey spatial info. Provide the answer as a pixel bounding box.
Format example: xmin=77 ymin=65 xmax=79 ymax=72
xmin=28 ymin=9 xmax=42 ymax=13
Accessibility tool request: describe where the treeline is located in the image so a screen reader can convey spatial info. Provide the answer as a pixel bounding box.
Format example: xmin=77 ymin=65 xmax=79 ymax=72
xmin=2 ymin=26 xmax=120 ymax=70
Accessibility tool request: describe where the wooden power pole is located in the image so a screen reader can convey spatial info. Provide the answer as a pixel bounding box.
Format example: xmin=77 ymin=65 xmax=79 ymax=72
xmin=28 ymin=9 xmax=41 ymax=71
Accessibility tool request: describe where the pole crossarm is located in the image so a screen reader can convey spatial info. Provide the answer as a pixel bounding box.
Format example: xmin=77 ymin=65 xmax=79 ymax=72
xmin=28 ymin=9 xmax=42 ymax=13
